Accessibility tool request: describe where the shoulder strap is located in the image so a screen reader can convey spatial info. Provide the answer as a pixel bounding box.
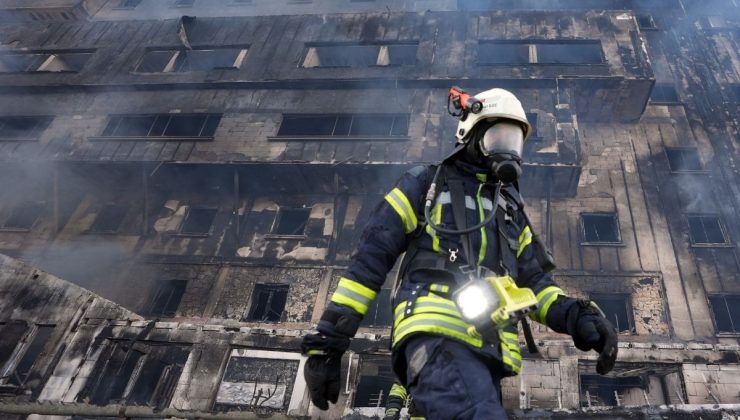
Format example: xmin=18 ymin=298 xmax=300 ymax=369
xmin=445 ymin=164 xmax=476 ymax=269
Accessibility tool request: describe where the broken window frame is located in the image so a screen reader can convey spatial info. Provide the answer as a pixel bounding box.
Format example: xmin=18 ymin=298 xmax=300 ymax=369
xmin=1 ymin=201 xmax=45 ymax=232
xmin=134 ymin=46 xmax=249 ymax=73
xmin=147 ymin=280 xmax=188 ymax=317
xmin=686 ymin=214 xmax=730 ymax=247
xmin=301 ymin=42 xmax=418 ymax=68
xmin=268 ymin=206 xmax=312 ymax=238
xmin=81 ymin=340 xmax=190 ymax=407
xmin=708 ymin=294 xmax=740 ymax=335
xmin=590 ymin=293 xmax=635 ymax=334
xmin=636 ymin=14 xmax=658 ymax=30
xmin=93 ymin=113 xmax=222 ymax=141
xmin=88 ymin=203 xmax=129 ymax=234
xmin=579 ymin=361 xmax=686 ymax=408
xmin=273 ymin=114 xmax=410 ymax=140
xmin=580 ymin=212 xmax=622 ymax=245
xmin=178 ymin=206 xmax=218 ymax=236
xmin=0 ymin=50 xmax=94 ymax=73
xmin=665 ymin=147 xmax=704 ymax=172
xmin=214 ymin=348 xmax=306 ymax=412
xmin=0 ymin=324 xmax=55 ymax=388
xmin=0 ymin=116 xmax=53 ymax=141
xmin=352 ymin=354 xmax=395 ymax=408
xmin=244 ymin=283 xmax=290 ymax=323
xmin=478 ymin=40 xmax=605 ymax=65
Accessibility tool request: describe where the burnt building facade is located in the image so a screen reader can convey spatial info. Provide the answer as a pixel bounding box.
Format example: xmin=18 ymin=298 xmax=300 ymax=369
xmin=0 ymin=0 xmax=738 ymax=418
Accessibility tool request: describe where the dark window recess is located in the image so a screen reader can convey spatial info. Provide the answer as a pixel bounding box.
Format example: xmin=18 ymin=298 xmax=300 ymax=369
xmin=0 ymin=321 xmax=29 ymax=369
xmin=148 ymin=280 xmax=187 ymax=317
xmin=84 ymin=342 xmax=188 ymax=407
xmin=90 ymin=204 xmax=128 ymax=233
xmin=581 ymin=213 xmax=620 ymax=243
xmin=116 ymin=0 xmax=142 ymax=9
xmin=353 ymin=357 xmax=395 ymax=407
xmin=687 ymin=215 xmax=727 ymax=245
xmin=361 ymin=289 xmax=394 ymax=327
xmin=526 ymin=112 xmax=538 ymax=137
xmin=272 ymin=207 xmax=311 ymax=236
xmin=637 ymin=14 xmax=656 ymax=29
xmin=6 ymin=326 xmax=54 ymax=386
xmin=650 ymin=84 xmax=679 ymax=103
xmin=215 ymin=356 xmax=299 ymax=410
xmin=666 ymin=148 xmax=702 ymax=171
xmin=2 ymin=202 xmax=44 ymax=230
xmin=709 ymin=295 xmax=740 ymax=333
xmin=180 ymin=207 xmax=217 ymax=235
xmin=535 ymin=42 xmax=602 ymax=64
xmin=136 ymin=48 xmax=246 ymax=73
xmin=581 ymin=374 xmax=645 ymax=406
xmin=100 ymin=114 xmax=221 ymax=139
xmin=174 ymin=0 xmax=195 ymax=6
xmin=479 ymin=42 xmax=530 ymax=65
xmin=479 ymin=41 xmax=602 ymax=65
xmin=0 ymin=117 xmax=52 ymax=140
xmin=591 ymin=294 xmax=634 ymax=333
xmin=0 ymin=52 xmax=92 ymax=73
xmin=277 ymin=114 xmax=409 ymax=137
xmin=303 ymin=43 xmax=417 ymax=67
xmin=245 ymin=284 xmax=289 ymax=322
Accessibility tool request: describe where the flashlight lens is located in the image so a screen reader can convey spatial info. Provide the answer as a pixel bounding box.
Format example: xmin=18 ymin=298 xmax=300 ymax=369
xmin=456 ymin=285 xmax=490 ymax=320
xmin=471 ymin=101 xmax=483 ymax=114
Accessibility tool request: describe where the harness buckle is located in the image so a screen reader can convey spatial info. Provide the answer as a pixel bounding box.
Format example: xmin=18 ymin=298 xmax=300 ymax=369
xmin=448 ymin=248 xmax=459 ymax=262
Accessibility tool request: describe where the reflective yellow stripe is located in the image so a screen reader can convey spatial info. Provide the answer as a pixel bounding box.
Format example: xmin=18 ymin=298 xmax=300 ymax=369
xmin=389 ymin=383 xmax=408 ymax=399
xmin=394 ymin=296 xmax=461 ymax=327
xmin=330 ymin=277 xmax=378 ymax=315
xmin=425 ymin=202 xmax=442 ymax=252
xmin=393 ymin=313 xmax=483 ymax=348
xmin=384 ymin=187 xmax=418 ymax=233
xmin=429 ymin=283 xmax=450 ymax=294
xmin=517 ymin=225 xmax=533 ymax=258
xmin=499 ymin=328 xmax=522 ymax=373
xmin=476 ymin=183 xmax=488 ymax=265
xmin=306 ymin=349 xmax=326 ymax=356
xmin=530 ymin=286 xmax=565 ymax=324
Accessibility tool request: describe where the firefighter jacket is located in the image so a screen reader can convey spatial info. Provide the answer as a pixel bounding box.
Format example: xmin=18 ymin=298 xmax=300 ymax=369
xmin=318 ymin=160 xmax=576 ymax=377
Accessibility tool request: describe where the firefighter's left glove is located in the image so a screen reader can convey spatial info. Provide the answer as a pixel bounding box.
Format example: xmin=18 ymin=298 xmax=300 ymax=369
xmin=301 ymin=333 xmax=350 ymax=410
xmin=568 ymin=300 xmax=618 ymax=375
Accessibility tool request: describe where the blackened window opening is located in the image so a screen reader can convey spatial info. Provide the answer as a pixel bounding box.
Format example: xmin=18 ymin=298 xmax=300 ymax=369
xmin=136 ymin=48 xmax=246 ymax=73
xmin=361 ymin=289 xmax=393 ymax=327
xmin=246 ymin=284 xmax=289 ymax=322
xmin=3 ymin=202 xmax=44 ymax=230
xmin=272 ymin=207 xmax=311 ymax=236
xmin=117 ymin=0 xmax=142 ymax=9
xmin=650 ymin=84 xmax=679 ymax=103
xmin=148 ymin=280 xmax=187 ymax=317
xmin=687 ymin=215 xmax=726 ymax=245
xmin=666 ymin=148 xmax=702 ymax=171
xmin=591 ymin=294 xmax=634 ymax=333
xmin=100 ymin=114 xmax=221 ymax=139
xmin=708 ymin=295 xmax=740 ymax=333
xmin=303 ymin=43 xmax=417 ymax=67
xmin=90 ymin=204 xmax=128 ymax=233
xmin=580 ymin=374 xmax=645 ymax=406
xmin=354 ymin=358 xmax=395 ymax=407
xmin=7 ymin=325 xmax=54 ymax=386
xmin=0 ymin=117 xmax=52 ymax=140
xmin=180 ymin=207 xmax=217 ymax=235
xmin=277 ymin=114 xmax=409 ymax=137
xmin=637 ymin=15 xmax=656 ymax=29
xmin=174 ymin=0 xmax=195 ymax=7
xmin=0 ymin=322 xmax=29 ymax=369
xmin=479 ymin=40 xmax=603 ymax=65
xmin=0 ymin=52 xmax=92 ymax=73
xmin=581 ymin=213 xmax=620 ymax=243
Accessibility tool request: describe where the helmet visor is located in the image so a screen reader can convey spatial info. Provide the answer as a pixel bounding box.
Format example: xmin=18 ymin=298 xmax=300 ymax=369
xmin=480 ymin=121 xmax=524 ymax=157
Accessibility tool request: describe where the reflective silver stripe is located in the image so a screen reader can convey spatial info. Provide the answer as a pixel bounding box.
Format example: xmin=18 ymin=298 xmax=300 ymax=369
xmin=394 ymin=317 xmax=473 ymax=339
xmin=435 ymin=192 xmax=493 ymax=211
xmin=334 ymin=286 xmax=373 ymax=309
xmin=534 ymin=289 xmax=561 ymax=322
xmin=394 ymin=300 xmax=461 ymax=320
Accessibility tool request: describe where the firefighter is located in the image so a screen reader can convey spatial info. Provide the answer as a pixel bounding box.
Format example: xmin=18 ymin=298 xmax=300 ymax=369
xmin=301 ymin=88 xmax=618 ymax=418
xmin=383 ymin=380 xmax=422 ymax=420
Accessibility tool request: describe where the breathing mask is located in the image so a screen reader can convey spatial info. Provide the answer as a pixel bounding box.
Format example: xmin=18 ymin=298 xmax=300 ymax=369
xmin=477 ymin=121 xmax=525 ymax=183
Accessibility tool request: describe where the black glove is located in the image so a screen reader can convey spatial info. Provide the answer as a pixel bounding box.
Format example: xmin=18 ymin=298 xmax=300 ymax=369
xmin=301 ymin=333 xmax=351 ymax=410
xmin=568 ymin=300 xmax=618 ymax=375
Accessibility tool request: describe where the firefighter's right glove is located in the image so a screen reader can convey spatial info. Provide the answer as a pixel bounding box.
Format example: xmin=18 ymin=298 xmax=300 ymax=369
xmin=301 ymin=333 xmax=350 ymax=410
xmin=568 ymin=300 xmax=618 ymax=375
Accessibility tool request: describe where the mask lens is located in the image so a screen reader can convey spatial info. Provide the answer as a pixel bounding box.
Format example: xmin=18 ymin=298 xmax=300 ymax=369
xmin=480 ymin=122 xmax=524 ymax=157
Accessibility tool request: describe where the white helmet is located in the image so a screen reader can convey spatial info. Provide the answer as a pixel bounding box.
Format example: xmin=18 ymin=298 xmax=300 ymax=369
xmin=455 ymin=88 xmax=532 ymax=143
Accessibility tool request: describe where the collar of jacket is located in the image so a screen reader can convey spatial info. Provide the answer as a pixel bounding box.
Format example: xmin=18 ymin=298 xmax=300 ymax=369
xmin=452 ymin=160 xmax=492 ymax=183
